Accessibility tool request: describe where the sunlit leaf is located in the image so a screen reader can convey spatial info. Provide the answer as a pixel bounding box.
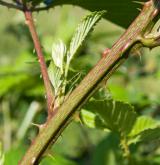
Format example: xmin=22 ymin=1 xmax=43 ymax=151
xmin=81 ymin=99 xmax=137 ymax=135
xmin=128 ymin=116 xmax=160 ymax=144
xmin=80 ymin=109 xmax=107 ymax=129
xmin=128 ymin=127 xmax=160 ymax=145
xmin=67 ymin=11 xmax=105 ymax=64
xmin=129 ymin=116 xmax=160 ymax=137
xmin=52 ymin=40 xmax=66 ymax=73
xmin=48 ymin=62 xmax=63 ymax=96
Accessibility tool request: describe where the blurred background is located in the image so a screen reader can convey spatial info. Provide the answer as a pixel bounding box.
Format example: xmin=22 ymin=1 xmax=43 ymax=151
xmin=0 ymin=4 xmax=160 ymax=165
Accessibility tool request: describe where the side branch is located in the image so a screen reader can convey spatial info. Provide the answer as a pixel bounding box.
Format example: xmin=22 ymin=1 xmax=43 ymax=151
xmin=24 ymin=10 xmax=55 ymax=115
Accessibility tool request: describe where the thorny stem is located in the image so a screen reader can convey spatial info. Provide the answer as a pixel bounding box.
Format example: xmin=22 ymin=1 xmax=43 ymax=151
xmin=24 ymin=10 xmax=55 ymax=115
xmin=19 ymin=1 xmax=160 ymax=164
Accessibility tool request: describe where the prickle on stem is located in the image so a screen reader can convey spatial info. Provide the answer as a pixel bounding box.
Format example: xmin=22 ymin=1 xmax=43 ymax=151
xmin=102 ymin=48 xmax=111 ymax=58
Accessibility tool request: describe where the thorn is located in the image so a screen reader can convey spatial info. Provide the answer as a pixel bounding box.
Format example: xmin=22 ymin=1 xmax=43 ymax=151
xmin=31 ymin=157 xmax=36 ymax=164
xmin=43 ymin=151 xmax=55 ymax=160
xmin=137 ymin=8 xmax=142 ymax=11
xmin=31 ymin=122 xmax=39 ymax=127
xmin=132 ymin=1 xmax=145 ymax=5
xmin=47 ymin=153 xmax=55 ymax=160
xmin=102 ymin=48 xmax=110 ymax=58
xmin=152 ymin=9 xmax=159 ymax=17
xmin=31 ymin=123 xmax=45 ymax=131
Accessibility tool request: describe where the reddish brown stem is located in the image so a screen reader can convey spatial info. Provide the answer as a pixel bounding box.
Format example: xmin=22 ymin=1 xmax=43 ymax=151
xmin=24 ymin=10 xmax=54 ymax=115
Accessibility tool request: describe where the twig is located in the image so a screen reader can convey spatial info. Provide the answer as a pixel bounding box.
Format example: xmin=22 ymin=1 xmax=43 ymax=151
xmin=19 ymin=1 xmax=160 ymax=164
xmin=0 ymin=0 xmax=22 ymax=10
xmin=24 ymin=10 xmax=55 ymax=115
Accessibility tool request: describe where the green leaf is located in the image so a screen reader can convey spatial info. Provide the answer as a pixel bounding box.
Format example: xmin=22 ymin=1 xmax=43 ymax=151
xmin=92 ymin=133 xmax=120 ymax=165
xmin=128 ymin=127 xmax=160 ymax=145
xmin=49 ymin=11 xmax=104 ymax=97
xmin=5 ymin=146 xmax=26 ymax=165
xmin=0 ymin=74 xmax=28 ymax=96
xmin=138 ymin=127 xmax=160 ymax=142
xmin=80 ymin=109 xmax=107 ymax=129
xmin=46 ymin=0 xmax=144 ymax=28
xmin=0 ymin=52 xmax=33 ymax=96
xmin=51 ymin=40 xmax=66 ymax=73
xmin=128 ymin=116 xmax=160 ymax=144
xmin=81 ymin=99 xmax=137 ymax=135
xmin=49 ymin=39 xmax=67 ymax=100
xmin=48 ymin=62 xmax=63 ymax=96
xmin=67 ymin=11 xmax=105 ymax=64
xmin=129 ymin=116 xmax=160 ymax=137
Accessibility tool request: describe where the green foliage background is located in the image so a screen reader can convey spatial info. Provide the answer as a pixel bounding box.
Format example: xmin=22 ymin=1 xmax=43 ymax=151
xmin=1 ymin=1 xmax=160 ymax=164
